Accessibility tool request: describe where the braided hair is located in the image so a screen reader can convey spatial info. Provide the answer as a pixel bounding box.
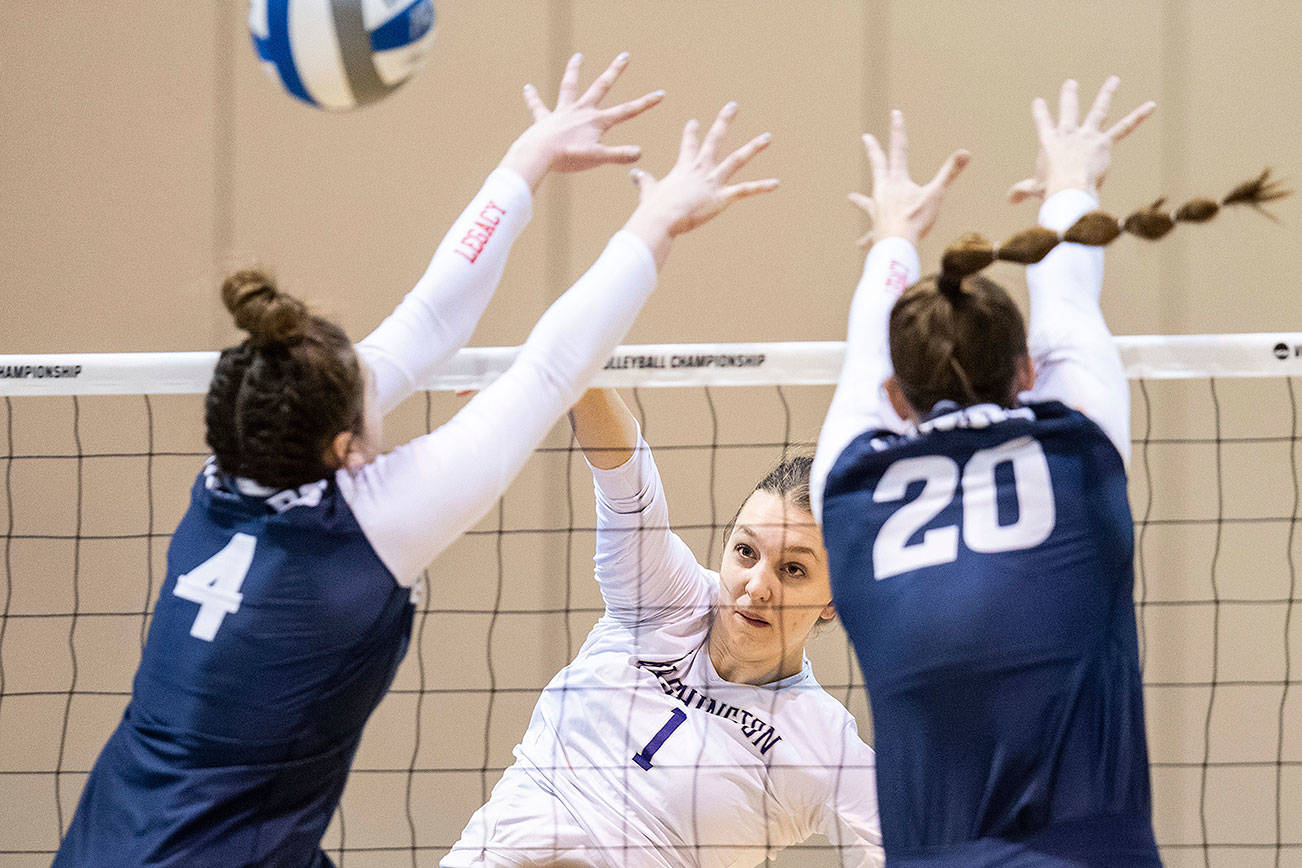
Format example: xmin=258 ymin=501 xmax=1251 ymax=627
xmin=204 ymin=269 xmax=363 ymax=490
xmin=890 ymin=170 xmax=1290 ymax=415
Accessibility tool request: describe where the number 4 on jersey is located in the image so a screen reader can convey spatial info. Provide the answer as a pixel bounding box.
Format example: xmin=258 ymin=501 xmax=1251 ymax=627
xmin=172 ymin=533 xmax=257 ymax=641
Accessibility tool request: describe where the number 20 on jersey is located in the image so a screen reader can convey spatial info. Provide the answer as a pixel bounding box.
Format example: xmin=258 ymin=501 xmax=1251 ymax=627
xmin=872 ymin=436 xmax=1056 ymax=580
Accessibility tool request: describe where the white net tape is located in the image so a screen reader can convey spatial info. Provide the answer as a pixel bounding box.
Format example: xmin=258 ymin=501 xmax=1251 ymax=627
xmin=4 ymin=333 xmax=1302 ymax=396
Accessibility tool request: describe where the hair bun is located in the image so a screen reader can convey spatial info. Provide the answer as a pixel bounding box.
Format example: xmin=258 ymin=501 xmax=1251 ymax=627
xmin=939 ymin=233 xmax=996 ymax=296
xmin=220 ymin=268 xmax=308 ymax=344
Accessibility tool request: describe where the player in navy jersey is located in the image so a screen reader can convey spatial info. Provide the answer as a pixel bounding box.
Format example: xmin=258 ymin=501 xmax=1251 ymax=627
xmin=54 ymin=53 xmax=779 ymax=868
xmin=811 ymin=78 xmax=1287 ymax=866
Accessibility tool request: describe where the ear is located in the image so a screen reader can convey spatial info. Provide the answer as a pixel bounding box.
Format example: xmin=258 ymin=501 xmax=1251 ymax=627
xmin=324 ymin=431 xmax=356 ymax=471
xmin=818 ymin=602 xmax=838 ymax=623
xmin=884 ymin=376 xmax=916 ymax=423
xmin=1014 ymin=353 xmax=1036 ymax=397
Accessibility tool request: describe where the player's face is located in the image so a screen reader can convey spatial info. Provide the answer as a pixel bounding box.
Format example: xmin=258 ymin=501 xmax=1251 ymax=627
xmin=712 ymin=490 xmax=834 ymax=685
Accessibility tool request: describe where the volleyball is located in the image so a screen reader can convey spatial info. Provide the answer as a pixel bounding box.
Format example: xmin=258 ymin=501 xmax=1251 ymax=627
xmin=249 ymin=0 xmax=436 ymax=110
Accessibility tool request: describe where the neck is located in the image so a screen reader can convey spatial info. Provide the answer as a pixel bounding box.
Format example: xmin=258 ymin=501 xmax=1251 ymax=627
xmin=706 ymin=626 xmax=801 ymax=686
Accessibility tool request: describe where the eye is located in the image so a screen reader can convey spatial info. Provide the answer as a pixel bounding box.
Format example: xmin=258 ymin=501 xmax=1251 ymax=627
xmin=734 ymin=543 xmax=756 ymax=560
xmin=782 ymin=562 xmax=808 ymax=580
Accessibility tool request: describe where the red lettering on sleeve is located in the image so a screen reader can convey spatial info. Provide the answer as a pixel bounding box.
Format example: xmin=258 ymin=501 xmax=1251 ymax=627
xmin=885 ymin=260 xmax=910 ymax=296
xmin=454 ymin=201 xmax=509 ymax=265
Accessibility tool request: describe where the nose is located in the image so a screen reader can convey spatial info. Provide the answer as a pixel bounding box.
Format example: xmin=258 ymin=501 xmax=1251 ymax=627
xmin=742 ymin=563 xmax=777 ymax=605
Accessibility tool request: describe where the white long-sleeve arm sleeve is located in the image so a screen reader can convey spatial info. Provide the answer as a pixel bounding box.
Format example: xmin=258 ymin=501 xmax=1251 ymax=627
xmin=357 ymin=168 xmax=533 ymax=415
xmin=813 ymin=724 xmax=885 ymax=867
xmin=589 ymin=432 xmax=717 ymax=626
xmin=1024 ymin=188 xmax=1130 ymax=462
xmin=810 ymin=237 xmax=919 ymax=524
xmin=339 ymin=231 xmax=658 ymax=586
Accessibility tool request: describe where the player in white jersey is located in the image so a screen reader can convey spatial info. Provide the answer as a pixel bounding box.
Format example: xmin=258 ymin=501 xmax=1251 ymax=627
xmin=56 ymin=56 xmax=781 ymax=867
xmin=445 ymin=389 xmax=883 ymax=867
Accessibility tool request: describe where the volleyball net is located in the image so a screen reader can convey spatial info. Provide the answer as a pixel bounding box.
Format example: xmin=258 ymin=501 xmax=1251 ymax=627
xmin=1 ymin=336 xmax=1299 ymax=867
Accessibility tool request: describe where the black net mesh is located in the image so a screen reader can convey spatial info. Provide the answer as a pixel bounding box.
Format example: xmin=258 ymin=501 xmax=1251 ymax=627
xmin=0 ymin=378 xmax=1298 ymax=867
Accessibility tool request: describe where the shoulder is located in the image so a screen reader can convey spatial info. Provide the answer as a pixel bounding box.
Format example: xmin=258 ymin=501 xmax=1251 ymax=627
xmin=1023 ymin=400 xmax=1126 ymax=473
xmin=776 ymin=670 xmax=869 ymax=747
xmin=823 ymin=426 xmax=900 ymax=498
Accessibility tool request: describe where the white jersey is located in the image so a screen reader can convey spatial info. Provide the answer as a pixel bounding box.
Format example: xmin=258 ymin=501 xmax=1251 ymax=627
xmin=444 ymin=438 xmax=884 ymax=867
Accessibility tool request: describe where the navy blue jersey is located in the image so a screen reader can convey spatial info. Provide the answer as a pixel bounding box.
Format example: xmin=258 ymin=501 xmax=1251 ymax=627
xmin=55 ymin=460 xmax=413 ymax=867
xmin=822 ymin=401 xmax=1159 ymax=866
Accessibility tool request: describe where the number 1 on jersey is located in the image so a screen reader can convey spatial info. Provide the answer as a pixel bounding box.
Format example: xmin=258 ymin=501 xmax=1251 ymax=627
xmin=633 ymin=708 xmax=687 ymax=770
xmin=173 ymin=533 xmax=257 ymax=641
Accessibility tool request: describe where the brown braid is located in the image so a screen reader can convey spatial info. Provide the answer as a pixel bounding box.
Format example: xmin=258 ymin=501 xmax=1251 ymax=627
xmin=888 ymin=170 xmax=1289 ymax=418
xmin=940 ymin=169 xmax=1291 ymax=283
xmin=205 ymin=269 xmax=364 ymax=490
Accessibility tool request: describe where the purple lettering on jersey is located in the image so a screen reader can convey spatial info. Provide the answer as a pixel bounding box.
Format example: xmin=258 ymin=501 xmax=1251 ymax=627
xmin=633 ymin=708 xmax=687 ymax=770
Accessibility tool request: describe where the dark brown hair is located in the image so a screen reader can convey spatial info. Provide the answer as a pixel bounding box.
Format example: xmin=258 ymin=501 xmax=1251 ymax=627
xmin=891 ymin=170 xmax=1290 ymax=415
xmin=204 ymin=269 xmax=363 ymax=489
xmin=721 ymin=453 xmax=815 ymax=549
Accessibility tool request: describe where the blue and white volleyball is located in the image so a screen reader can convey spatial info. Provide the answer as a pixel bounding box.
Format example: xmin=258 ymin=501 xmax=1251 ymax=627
xmin=249 ymin=0 xmax=436 ymax=110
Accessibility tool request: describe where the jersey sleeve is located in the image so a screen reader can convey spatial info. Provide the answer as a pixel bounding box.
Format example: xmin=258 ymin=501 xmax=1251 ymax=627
xmin=588 ymin=431 xmax=717 ymax=627
xmin=813 ymin=722 xmax=885 ymax=867
xmin=356 ymin=168 xmax=533 ymax=416
xmin=811 ymin=237 xmax=920 ymax=524
xmin=1024 ymin=188 xmax=1130 ymax=463
xmin=338 ymin=231 xmax=658 ymax=587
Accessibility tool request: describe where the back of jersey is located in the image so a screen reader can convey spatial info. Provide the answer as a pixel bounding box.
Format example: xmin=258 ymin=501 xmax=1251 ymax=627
xmin=57 ymin=463 xmax=412 ymax=866
xmin=823 ymin=402 xmax=1159 ymax=865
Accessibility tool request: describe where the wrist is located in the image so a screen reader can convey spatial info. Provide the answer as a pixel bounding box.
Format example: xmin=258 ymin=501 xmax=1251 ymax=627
xmin=621 ymin=207 xmax=672 ymax=270
xmin=875 ymin=222 xmax=920 ymax=247
xmin=498 ymin=136 xmax=555 ymax=193
xmin=1044 ymin=173 xmax=1097 ymax=199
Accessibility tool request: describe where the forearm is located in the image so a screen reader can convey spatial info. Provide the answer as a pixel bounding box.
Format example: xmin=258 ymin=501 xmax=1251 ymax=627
xmin=570 ymin=389 xmax=639 ymax=469
xmin=811 ymin=237 xmax=918 ymax=522
xmin=1025 ymin=188 xmax=1130 ymax=460
xmin=357 ymin=168 xmax=533 ymax=414
xmin=588 ymin=432 xmax=713 ymax=624
xmin=341 ymin=232 xmax=657 ymax=585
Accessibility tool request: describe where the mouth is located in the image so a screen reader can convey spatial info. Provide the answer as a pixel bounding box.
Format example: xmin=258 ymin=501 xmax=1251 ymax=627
xmin=734 ymin=609 xmax=771 ymax=628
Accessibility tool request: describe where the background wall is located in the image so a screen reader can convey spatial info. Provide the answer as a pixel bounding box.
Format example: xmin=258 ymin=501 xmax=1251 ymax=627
xmin=1 ymin=1 xmax=1300 ymax=865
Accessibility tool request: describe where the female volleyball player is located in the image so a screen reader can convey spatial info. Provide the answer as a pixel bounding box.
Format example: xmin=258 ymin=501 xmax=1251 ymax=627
xmin=813 ymin=79 xmax=1285 ymax=865
xmin=55 ymin=55 xmax=778 ymax=868
xmin=444 ymin=388 xmax=883 ymax=867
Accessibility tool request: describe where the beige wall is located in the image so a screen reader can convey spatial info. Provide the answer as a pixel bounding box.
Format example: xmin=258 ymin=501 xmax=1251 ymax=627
xmin=2 ymin=2 xmax=1300 ymax=865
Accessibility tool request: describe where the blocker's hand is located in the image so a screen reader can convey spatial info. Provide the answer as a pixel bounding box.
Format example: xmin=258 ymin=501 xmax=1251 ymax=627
xmin=620 ymin=101 xmax=778 ymax=269
xmin=501 ymin=52 xmax=665 ymax=191
xmin=1007 ymin=76 xmax=1155 ymax=204
xmin=849 ymin=109 xmax=969 ymax=249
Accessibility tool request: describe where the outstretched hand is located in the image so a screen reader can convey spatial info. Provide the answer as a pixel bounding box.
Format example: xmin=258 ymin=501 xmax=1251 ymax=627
xmin=1007 ymin=77 xmax=1155 ymax=204
xmin=622 ymin=101 xmax=778 ymax=267
xmin=501 ymin=52 xmax=665 ymax=191
xmin=849 ymin=110 xmax=969 ymax=249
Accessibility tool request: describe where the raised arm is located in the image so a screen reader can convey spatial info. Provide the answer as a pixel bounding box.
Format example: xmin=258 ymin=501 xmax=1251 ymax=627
xmin=570 ymin=389 xmax=716 ymax=625
xmin=1012 ymin=77 xmax=1155 ymax=462
xmin=341 ymin=104 xmax=779 ymax=586
xmin=358 ymin=53 xmax=665 ymax=414
xmin=811 ymin=112 xmax=968 ymax=522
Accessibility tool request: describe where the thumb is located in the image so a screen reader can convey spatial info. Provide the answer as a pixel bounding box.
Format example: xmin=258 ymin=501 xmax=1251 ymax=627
xmin=1007 ymin=177 xmax=1044 ymax=205
xmin=630 ymin=168 xmax=654 ymax=197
